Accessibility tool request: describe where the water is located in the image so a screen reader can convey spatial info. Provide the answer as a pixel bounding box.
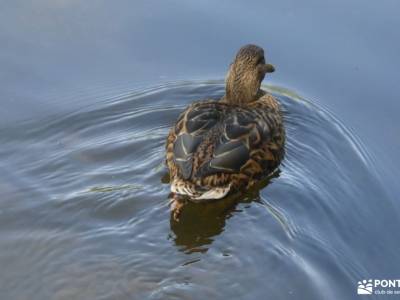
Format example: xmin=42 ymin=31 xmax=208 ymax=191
xmin=1 ymin=1 xmax=400 ymax=300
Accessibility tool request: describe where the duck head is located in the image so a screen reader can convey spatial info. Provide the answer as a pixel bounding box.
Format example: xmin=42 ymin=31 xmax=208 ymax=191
xmin=225 ymin=44 xmax=275 ymax=105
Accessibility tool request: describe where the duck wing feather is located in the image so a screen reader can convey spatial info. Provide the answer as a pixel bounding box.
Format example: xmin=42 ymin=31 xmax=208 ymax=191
xmin=170 ymin=100 xmax=275 ymax=181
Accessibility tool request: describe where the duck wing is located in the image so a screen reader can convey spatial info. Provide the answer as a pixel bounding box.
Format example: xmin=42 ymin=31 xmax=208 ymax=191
xmin=194 ymin=105 xmax=272 ymax=178
xmin=170 ymin=100 xmax=275 ymax=181
xmin=171 ymin=101 xmax=224 ymax=180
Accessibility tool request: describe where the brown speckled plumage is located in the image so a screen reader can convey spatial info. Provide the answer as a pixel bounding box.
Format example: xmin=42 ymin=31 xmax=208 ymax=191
xmin=166 ymin=45 xmax=285 ymax=202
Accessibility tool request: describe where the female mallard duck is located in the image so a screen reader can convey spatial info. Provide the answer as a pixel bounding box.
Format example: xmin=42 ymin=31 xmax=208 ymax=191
xmin=166 ymin=44 xmax=285 ymax=201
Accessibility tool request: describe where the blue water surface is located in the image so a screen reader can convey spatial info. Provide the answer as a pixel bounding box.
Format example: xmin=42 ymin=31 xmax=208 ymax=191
xmin=0 ymin=1 xmax=399 ymax=299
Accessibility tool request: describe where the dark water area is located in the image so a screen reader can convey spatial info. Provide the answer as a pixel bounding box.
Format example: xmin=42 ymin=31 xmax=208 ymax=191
xmin=1 ymin=1 xmax=400 ymax=300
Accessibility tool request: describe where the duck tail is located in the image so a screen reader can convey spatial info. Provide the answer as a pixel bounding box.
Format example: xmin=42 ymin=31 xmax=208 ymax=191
xmin=171 ymin=179 xmax=231 ymax=202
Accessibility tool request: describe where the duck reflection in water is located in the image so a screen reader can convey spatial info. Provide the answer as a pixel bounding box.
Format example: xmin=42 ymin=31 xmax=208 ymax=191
xmin=164 ymin=45 xmax=284 ymax=252
xmin=167 ymin=170 xmax=279 ymax=253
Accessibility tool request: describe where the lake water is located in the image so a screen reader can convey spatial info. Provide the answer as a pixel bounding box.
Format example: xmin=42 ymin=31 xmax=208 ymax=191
xmin=1 ymin=1 xmax=399 ymax=300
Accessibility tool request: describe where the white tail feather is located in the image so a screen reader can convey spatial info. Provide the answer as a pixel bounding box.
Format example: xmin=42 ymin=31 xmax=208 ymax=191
xmin=171 ymin=179 xmax=231 ymax=200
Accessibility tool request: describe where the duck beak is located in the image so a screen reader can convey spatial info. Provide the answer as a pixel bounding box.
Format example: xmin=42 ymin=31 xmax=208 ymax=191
xmin=263 ymin=63 xmax=275 ymax=73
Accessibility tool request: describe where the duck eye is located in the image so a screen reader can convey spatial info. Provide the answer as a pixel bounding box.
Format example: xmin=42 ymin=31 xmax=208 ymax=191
xmin=257 ymin=57 xmax=265 ymax=65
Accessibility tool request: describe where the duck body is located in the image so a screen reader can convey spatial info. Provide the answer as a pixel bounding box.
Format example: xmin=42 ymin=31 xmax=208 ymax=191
xmin=165 ymin=45 xmax=285 ymax=201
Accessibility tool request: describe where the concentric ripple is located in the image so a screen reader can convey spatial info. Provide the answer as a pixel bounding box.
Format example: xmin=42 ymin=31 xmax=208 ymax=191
xmin=0 ymin=81 xmax=395 ymax=300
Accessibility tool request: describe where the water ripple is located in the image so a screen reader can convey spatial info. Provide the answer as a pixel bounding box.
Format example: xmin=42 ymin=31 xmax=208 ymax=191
xmin=0 ymin=81 xmax=393 ymax=300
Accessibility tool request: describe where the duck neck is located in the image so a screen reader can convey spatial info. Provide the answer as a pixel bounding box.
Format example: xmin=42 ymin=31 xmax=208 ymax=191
xmin=224 ymin=66 xmax=261 ymax=105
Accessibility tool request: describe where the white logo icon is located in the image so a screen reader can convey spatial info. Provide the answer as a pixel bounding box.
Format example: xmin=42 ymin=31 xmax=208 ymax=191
xmin=358 ymin=279 xmax=373 ymax=295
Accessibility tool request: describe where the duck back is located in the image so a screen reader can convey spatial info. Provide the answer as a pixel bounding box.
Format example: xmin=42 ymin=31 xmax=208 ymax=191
xmin=166 ymin=96 xmax=284 ymax=200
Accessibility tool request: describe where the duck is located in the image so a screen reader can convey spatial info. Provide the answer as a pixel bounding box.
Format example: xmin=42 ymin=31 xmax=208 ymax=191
xmin=166 ymin=44 xmax=285 ymax=202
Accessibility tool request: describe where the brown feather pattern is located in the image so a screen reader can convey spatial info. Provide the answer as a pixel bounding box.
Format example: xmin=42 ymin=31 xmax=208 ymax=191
xmin=166 ymin=45 xmax=285 ymax=201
